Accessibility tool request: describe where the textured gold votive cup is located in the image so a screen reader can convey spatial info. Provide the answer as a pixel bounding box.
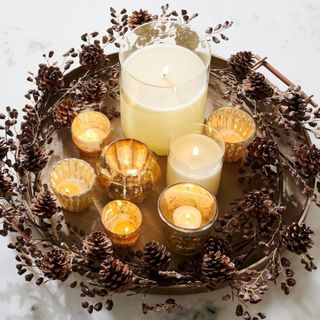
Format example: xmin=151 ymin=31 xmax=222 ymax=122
xmin=50 ymin=158 xmax=96 ymax=212
xmin=158 ymin=182 xmax=217 ymax=255
xmin=101 ymin=200 xmax=142 ymax=247
xmin=207 ymin=107 xmax=256 ymax=162
xmin=96 ymin=138 xmax=161 ymax=203
xmin=71 ymin=110 xmax=111 ymax=157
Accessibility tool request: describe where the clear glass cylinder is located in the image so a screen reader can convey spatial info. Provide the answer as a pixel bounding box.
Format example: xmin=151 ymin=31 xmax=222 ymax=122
xmin=119 ymin=21 xmax=211 ymax=156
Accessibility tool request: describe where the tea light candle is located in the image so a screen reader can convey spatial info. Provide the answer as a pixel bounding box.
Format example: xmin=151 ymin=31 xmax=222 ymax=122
xmin=71 ymin=111 xmax=111 ymax=156
xmin=173 ymin=205 xmax=202 ymax=229
xmin=167 ymin=124 xmax=225 ymax=195
xmin=101 ymin=200 xmax=142 ymax=247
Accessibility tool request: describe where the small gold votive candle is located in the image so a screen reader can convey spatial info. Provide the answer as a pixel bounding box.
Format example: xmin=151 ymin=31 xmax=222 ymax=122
xmin=158 ymin=182 xmax=217 ymax=255
xmin=207 ymin=107 xmax=256 ymax=162
xmin=71 ymin=110 xmax=111 ymax=157
xmin=101 ymin=200 xmax=142 ymax=246
xmin=50 ymin=158 xmax=96 ymax=212
xmin=96 ymin=138 xmax=161 ymax=203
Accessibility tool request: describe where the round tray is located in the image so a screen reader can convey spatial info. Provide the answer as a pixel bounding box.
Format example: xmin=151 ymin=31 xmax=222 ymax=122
xmin=40 ymin=53 xmax=310 ymax=295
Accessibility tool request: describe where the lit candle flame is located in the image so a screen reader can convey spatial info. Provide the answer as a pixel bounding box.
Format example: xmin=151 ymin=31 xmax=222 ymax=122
xmin=85 ymin=131 xmax=94 ymax=141
xmin=162 ymin=65 xmax=169 ymax=78
xmin=65 ymin=188 xmax=70 ymax=194
xmin=192 ymin=146 xmax=199 ymax=158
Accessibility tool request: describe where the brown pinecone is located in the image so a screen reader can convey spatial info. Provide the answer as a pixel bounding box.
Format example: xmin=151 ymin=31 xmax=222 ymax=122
xmin=36 ymin=64 xmax=64 ymax=93
xmin=32 ymin=184 xmax=59 ymax=219
xmin=228 ymin=51 xmax=254 ymax=80
xmin=37 ymin=247 xmax=72 ymax=280
xmin=143 ymin=241 xmax=171 ymax=272
xmin=79 ymin=44 xmax=108 ymax=70
xmin=280 ymin=222 xmax=314 ymax=254
xmin=128 ymin=9 xmax=154 ymax=30
xmin=202 ymin=236 xmax=232 ymax=256
xmin=54 ymin=98 xmax=79 ymax=128
xmin=82 ymin=231 xmax=113 ymax=261
xmin=246 ymin=137 xmax=279 ymax=168
xmin=79 ymin=77 xmax=107 ymax=103
xmin=103 ymin=106 xmax=120 ymax=120
xmin=0 ymin=138 xmax=9 ymax=160
xmin=0 ymin=165 xmax=14 ymax=197
xmin=292 ymin=144 xmax=320 ymax=178
xmin=242 ymin=72 xmax=274 ymax=100
xmin=99 ymin=258 xmax=132 ymax=293
xmin=201 ymin=251 xmax=236 ymax=283
xmin=19 ymin=143 xmax=48 ymax=173
xmin=175 ymin=25 xmax=199 ymax=51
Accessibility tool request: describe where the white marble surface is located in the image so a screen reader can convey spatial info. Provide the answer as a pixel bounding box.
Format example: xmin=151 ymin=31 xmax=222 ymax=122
xmin=0 ymin=0 xmax=320 ymax=319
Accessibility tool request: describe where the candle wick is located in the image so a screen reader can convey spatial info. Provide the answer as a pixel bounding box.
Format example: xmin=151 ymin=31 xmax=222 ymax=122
xmin=162 ymin=65 xmax=169 ymax=78
xmin=192 ymin=146 xmax=200 ymax=159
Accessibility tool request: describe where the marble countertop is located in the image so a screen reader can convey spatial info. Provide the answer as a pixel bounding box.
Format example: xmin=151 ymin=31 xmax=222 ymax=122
xmin=0 ymin=0 xmax=319 ymax=319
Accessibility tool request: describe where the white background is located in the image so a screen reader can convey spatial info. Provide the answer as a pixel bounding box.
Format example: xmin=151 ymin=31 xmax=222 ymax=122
xmin=0 ymin=1 xmax=319 ymax=319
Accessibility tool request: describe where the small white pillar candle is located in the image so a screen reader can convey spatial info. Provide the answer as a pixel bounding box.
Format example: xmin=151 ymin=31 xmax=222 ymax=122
xmin=173 ymin=205 xmax=202 ymax=229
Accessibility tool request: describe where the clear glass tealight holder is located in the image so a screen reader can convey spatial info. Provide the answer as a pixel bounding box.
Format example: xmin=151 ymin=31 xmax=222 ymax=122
xmin=158 ymin=182 xmax=218 ymax=255
xmin=207 ymin=107 xmax=256 ymax=162
xmin=50 ymin=158 xmax=96 ymax=212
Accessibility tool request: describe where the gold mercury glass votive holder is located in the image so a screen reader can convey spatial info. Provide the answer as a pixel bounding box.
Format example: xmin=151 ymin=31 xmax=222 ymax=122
xmin=71 ymin=110 xmax=111 ymax=157
xmin=96 ymin=138 xmax=161 ymax=203
xmin=207 ymin=107 xmax=256 ymax=162
xmin=158 ymin=182 xmax=218 ymax=255
xmin=50 ymin=158 xmax=96 ymax=212
xmin=101 ymin=200 xmax=142 ymax=247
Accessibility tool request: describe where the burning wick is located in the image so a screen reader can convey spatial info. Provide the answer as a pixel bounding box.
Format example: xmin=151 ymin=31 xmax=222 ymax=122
xmin=162 ymin=65 xmax=169 ymax=78
xmin=192 ymin=146 xmax=200 ymax=159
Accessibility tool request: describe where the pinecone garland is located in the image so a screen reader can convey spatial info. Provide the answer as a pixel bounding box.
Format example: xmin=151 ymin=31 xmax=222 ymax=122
xmin=37 ymin=247 xmax=72 ymax=280
xmin=99 ymin=258 xmax=132 ymax=293
xmin=228 ymin=51 xmax=254 ymax=80
xmin=201 ymin=251 xmax=236 ymax=283
xmin=242 ymin=72 xmax=274 ymax=100
xmin=31 ymin=184 xmax=59 ymax=219
xmin=19 ymin=143 xmax=48 ymax=173
xmin=36 ymin=64 xmax=64 ymax=93
xmin=143 ymin=241 xmax=171 ymax=271
xmin=0 ymin=166 xmax=14 ymax=197
xmin=202 ymin=236 xmax=232 ymax=256
xmin=175 ymin=25 xmax=199 ymax=51
xmin=82 ymin=231 xmax=113 ymax=261
xmin=79 ymin=44 xmax=108 ymax=70
xmin=128 ymin=9 xmax=154 ymax=30
xmin=280 ymin=222 xmax=314 ymax=254
xmin=0 ymin=138 xmax=9 ymax=160
xmin=79 ymin=77 xmax=107 ymax=103
xmin=54 ymin=98 xmax=79 ymax=128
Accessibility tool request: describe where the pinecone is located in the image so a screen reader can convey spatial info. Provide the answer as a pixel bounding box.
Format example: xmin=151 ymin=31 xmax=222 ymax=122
xmin=54 ymin=98 xmax=79 ymax=128
xmin=202 ymin=236 xmax=232 ymax=256
xmin=19 ymin=143 xmax=48 ymax=173
xmin=246 ymin=137 xmax=279 ymax=168
xmin=143 ymin=241 xmax=171 ymax=272
xmin=79 ymin=44 xmax=108 ymax=70
xmin=31 ymin=184 xmax=59 ymax=219
xmin=280 ymin=222 xmax=314 ymax=254
xmin=99 ymin=258 xmax=132 ymax=293
xmin=37 ymin=247 xmax=72 ymax=280
xmin=128 ymin=9 xmax=154 ymax=30
xmin=292 ymin=144 xmax=320 ymax=178
xmin=0 ymin=165 xmax=14 ymax=197
xmin=82 ymin=231 xmax=113 ymax=261
xmin=175 ymin=25 xmax=199 ymax=51
xmin=242 ymin=72 xmax=274 ymax=100
xmin=79 ymin=77 xmax=107 ymax=103
xmin=0 ymin=138 xmax=9 ymax=160
xmin=228 ymin=51 xmax=254 ymax=80
xmin=103 ymin=106 xmax=120 ymax=120
xmin=201 ymin=251 xmax=236 ymax=283
xmin=280 ymin=86 xmax=307 ymax=122
xmin=36 ymin=64 xmax=64 ymax=93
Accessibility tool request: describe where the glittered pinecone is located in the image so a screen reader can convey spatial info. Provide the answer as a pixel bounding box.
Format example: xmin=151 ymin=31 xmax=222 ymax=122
xmin=201 ymin=251 xmax=236 ymax=283
xmin=280 ymin=86 xmax=307 ymax=122
xmin=19 ymin=143 xmax=48 ymax=173
xmin=0 ymin=138 xmax=9 ymax=160
xmin=0 ymin=165 xmax=14 ymax=197
xmin=54 ymin=98 xmax=79 ymax=128
xmin=280 ymin=222 xmax=314 ymax=254
xmin=82 ymin=231 xmax=113 ymax=261
xmin=99 ymin=258 xmax=132 ymax=293
xmin=102 ymin=106 xmax=120 ymax=120
xmin=242 ymin=72 xmax=274 ymax=100
xmin=143 ymin=241 xmax=171 ymax=272
xmin=32 ymin=184 xmax=58 ymax=219
xmin=37 ymin=247 xmax=72 ymax=280
xmin=79 ymin=44 xmax=108 ymax=70
xmin=79 ymin=77 xmax=107 ymax=103
xmin=202 ymin=236 xmax=232 ymax=256
xmin=228 ymin=51 xmax=254 ymax=80
xmin=128 ymin=9 xmax=154 ymax=30
xmin=292 ymin=144 xmax=320 ymax=178
xmin=175 ymin=25 xmax=199 ymax=51
xmin=36 ymin=64 xmax=64 ymax=93
xmin=246 ymin=137 xmax=279 ymax=168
